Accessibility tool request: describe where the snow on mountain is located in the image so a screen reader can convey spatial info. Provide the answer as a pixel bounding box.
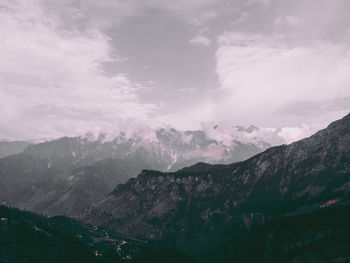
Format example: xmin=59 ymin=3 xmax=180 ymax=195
xmin=16 ymin=124 xmax=274 ymax=176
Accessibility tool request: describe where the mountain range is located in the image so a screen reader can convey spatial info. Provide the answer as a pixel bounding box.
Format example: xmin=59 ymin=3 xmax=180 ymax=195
xmin=0 ymin=126 xmax=270 ymax=217
xmin=1 ymin=114 xmax=350 ymax=262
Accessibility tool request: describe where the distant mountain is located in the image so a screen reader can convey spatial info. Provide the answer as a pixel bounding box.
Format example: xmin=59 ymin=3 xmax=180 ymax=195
xmin=22 ymin=125 xmax=271 ymax=172
xmin=0 ymin=155 xmax=148 ymax=217
xmin=81 ymin=113 xmax=350 ymax=262
xmin=0 ymin=205 xmax=196 ymax=263
xmin=32 ymin=158 xmax=150 ymax=217
xmin=0 ymin=126 xmax=269 ymax=217
xmin=0 ymin=140 xmax=30 ymax=159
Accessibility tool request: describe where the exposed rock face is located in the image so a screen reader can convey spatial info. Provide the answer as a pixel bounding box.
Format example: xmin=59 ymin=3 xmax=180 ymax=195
xmin=81 ymin=113 xmax=350 ymax=261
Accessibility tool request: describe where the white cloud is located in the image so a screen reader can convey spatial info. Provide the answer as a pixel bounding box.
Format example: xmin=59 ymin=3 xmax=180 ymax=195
xmin=285 ymin=15 xmax=303 ymax=26
xmin=2 ymin=0 xmax=350 ymax=143
xmin=275 ymin=15 xmax=303 ymax=26
xmin=0 ymin=0 xmax=157 ymax=139
xmin=214 ymin=32 xmax=350 ymax=139
xmin=189 ymin=35 xmax=212 ymax=46
xmin=179 ymin=88 xmax=195 ymax=92
xmin=277 ymin=125 xmax=312 ymax=144
xmin=191 ymin=11 xmax=218 ymax=27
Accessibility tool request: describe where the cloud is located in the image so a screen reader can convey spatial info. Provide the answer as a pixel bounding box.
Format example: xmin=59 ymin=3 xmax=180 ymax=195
xmin=43 ymin=0 xmax=223 ymax=29
xmin=275 ymin=15 xmax=303 ymax=26
xmin=179 ymin=88 xmax=195 ymax=92
xmin=0 ymin=0 xmax=157 ymax=139
xmin=245 ymin=0 xmax=271 ymax=7
xmin=191 ymin=11 xmax=218 ymax=27
xmin=189 ymin=35 xmax=212 ymax=46
xmin=277 ymin=125 xmax=312 ymax=144
xmin=230 ymin=12 xmax=249 ymax=26
xmin=2 ymin=0 xmax=350 ymax=143
xmin=213 ymin=32 xmax=350 ymax=138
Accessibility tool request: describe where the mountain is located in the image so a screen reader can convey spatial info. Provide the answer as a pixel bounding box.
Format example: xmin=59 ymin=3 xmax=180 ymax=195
xmin=21 ymin=126 xmax=270 ymax=173
xmin=234 ymin=203 xmax=350 ymax=263
xmin=1 ymin=114 xmax=350 ymax=262
xmin=0 ymin=126 xmax=269 ymax=217
xmin=0 ymin=205 xmax=197 ymax=263
xmin=0 ymin=155 xmax=148 ymax=217
xmin=31 ymin=158 xmax=150 ymax=217
xmin=81 ymin=113 xmax=350 ymax=262
xmin=0 ymin=140 xmax=30 ymax=159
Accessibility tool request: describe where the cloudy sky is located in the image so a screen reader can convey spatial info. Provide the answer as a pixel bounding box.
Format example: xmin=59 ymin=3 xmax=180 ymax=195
xmin=1 ymin=0 xmax=350 ymax=143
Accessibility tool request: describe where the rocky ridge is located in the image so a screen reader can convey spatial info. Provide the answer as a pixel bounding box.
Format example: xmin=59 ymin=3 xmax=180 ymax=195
xmin=81 ymin=113 xmax=350 ymax=262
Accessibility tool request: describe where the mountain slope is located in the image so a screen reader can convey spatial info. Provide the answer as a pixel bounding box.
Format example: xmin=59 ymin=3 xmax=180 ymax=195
xmin=0 ymin=140 xmax=30 ymax=159
xmin=0 ymin=205 xmax=197 ymax=263
xmin=235 ymin=203 xmax=350 ymax=263
xmin=0 ymin=156 xmax=149 ymax=217
xmin=35 ymin=158 xmax=150 ymax=217
xmin=0 ymin=205 xmax=139 ymax=263
xmin=81 ymin=113 xmax=350 ymax=261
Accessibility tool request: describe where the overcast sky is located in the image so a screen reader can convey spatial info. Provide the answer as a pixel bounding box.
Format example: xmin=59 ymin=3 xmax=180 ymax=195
xmin=1 ymin=0 xmax=350 ymax=142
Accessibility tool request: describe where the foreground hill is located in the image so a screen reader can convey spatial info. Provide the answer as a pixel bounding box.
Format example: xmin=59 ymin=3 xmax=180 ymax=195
xmin=0 ymin=205 xmax=196 ymax=263
xmin=235 ymin=203 xmax=350 ymax=262
xmin=81 ymin=113 xmax=350 ymax=262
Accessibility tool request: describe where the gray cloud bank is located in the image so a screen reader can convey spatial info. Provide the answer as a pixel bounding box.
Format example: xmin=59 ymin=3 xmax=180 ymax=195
xmin=1 ymin=0 xmax=350 ymax=143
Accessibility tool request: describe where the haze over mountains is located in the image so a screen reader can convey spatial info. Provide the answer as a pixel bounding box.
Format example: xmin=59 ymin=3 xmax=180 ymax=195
xmin=1 ymin=113 xmax=350 ymax=262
